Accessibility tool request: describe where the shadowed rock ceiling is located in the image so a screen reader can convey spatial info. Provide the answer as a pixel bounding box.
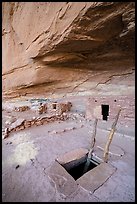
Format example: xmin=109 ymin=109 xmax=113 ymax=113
xmin=2 ymin=2 xmax=135 ymax=98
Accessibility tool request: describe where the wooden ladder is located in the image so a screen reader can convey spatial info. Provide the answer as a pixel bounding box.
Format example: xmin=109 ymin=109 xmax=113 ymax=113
xmin=85 ymin=107 xmax=121 ymax=169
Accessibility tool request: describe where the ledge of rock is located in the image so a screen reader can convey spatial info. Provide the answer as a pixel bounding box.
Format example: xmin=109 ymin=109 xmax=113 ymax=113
xmin=2 ymin=2 xmax=135 ymax=97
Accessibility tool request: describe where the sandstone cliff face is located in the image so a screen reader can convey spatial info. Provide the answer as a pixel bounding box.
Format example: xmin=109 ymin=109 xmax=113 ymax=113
xmin=2 ymin=2 xmax=135 ymax=98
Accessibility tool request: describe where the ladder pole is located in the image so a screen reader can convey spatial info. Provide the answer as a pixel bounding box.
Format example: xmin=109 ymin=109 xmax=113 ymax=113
xmin=103 ymin=108 xmax=121 ymax=162
xmin=83 ymin=118 xmax=98 ymax=174
xmin=87 ymin=118 xmax=98 ymax=159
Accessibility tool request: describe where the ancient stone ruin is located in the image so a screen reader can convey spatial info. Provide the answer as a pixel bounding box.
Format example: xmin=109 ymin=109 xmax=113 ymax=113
xmin=86 ymin=95 xmax=135 ymax=124
xmin=14 ymin=105 xmax=30 ymax=112
xmin=3 ymin=101 xmax=72 ymax=139
xmin=38 ymin=101 xmax=72 ymax=115
xmin=2 ymin=2 xmax=135 ymax=203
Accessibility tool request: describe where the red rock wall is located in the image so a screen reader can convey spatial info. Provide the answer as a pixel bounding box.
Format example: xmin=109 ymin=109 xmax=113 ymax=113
xmin=2 ymin=2 xmax=135 ymax=97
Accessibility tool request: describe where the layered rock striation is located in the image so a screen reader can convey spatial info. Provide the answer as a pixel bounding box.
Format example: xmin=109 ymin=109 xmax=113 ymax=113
xmin=2 ymin=2 xmax=135 ymax=97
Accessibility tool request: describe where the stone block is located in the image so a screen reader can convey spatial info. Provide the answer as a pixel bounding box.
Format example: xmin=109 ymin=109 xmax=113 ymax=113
xmin=15 ymin=126 xmax=22 ymax=131
xmin=24 ymin=121 xmax=31 ymax=128
xmin=18 ymin=125 xmax=25 ymax=130
xmin=76 ymin=162 xmax=116 ymax=193
xmin=56 ymin=148 xmax=89 ymax=170
xmin=3 ymin=128 xmax=9 ymax=139
xmin=31 ymin=120 xmax=35 ymax=125
xmin=9 ymin=118 xmax=25 ymax=130
xmin=47 ymin=161 xmax=78 ymax=197
xmin=35 ymin=120 xmax=42 ymax=126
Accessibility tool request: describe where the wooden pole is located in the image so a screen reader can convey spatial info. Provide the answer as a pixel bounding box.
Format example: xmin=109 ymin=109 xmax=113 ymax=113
xmin=87 ymin=118 xmax=98 ymax=159
xmin=83 ymin=118 xmax=98 ymax=174
xmin=103 ymin=108 xmax=121 ymax=163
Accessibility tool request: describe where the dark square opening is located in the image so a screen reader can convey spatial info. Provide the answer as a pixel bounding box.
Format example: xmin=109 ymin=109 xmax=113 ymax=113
xmin=101 ymin=104 xmax=109 ymax=121
xmin=61 ymin=158 xmax=99 ymax=180
xmin=53 ymin=104 xmax=56 ymax=109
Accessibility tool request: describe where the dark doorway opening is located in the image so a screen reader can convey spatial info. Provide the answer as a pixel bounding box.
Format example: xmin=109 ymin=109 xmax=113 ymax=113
xmin=101 ymin=104 xmax=109 ymax=121
xmin=62 ymin=158 xmax=99 ymax=180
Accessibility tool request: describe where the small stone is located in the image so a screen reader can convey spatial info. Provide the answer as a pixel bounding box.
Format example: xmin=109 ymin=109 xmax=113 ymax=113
xmin=72 ymin=127 xmax=76 ymax=130
xmin=4 ymin=128 xmax=9 ymax=139
xmin=24 ymin=121 xmax=31 ymax=128
xmin=19 ymin=125 xmax=25 ymax=130
xmin=31 ymin=121 xmax=35 ymax=125
xmin=35 ymin=121 xmax=42 ymax=126
xmin=5 ymin=127 xmax=9 ymax=134
xmin=15 ymin=165 xmax=20 ymax=169
xmin=40 ymin=119 xmax=45 ymax=124
xmin=25 ymin=124 xmax=31 ymax=128
xmin=6 ymin=142 xmax=12 ymax=145
xmin=51 ymin=130 xmax=57 ymax=134
xmin=15 ymin=127 xmax=21 ymax=131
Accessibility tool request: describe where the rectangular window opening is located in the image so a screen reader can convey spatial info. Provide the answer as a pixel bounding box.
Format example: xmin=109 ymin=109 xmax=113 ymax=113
xmin=53 ymin=104 xmax=57 ymax=109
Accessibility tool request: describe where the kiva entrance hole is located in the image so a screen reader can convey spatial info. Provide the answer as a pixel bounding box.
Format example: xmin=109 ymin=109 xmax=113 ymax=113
xmin=62 ymin=158 xmax=99 ymax=180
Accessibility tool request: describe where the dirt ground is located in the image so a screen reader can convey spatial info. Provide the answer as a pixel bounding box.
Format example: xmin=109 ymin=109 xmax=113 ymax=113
xmin=2 ymin=94 xmax=135 ymax=202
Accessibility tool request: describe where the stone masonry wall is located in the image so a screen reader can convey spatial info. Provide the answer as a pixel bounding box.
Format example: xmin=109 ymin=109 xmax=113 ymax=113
xmin=46 ymin=102 xmax=72 ymax=115
xmin=86 ymin=96 xmax=135 ymax=124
